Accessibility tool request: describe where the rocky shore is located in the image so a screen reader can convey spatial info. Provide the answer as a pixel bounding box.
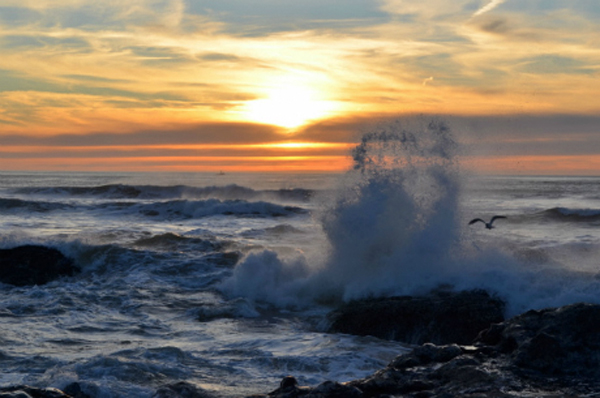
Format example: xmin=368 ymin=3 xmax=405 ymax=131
xmin=247 ymin=294 xmax=600 ymax=398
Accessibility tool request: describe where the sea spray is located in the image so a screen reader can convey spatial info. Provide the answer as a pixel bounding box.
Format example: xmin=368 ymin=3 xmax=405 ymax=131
xmin=219 ymin=119 xmax=600 ymax=316
xmin=220 ymin=119 xmax=465 ymax=306
xmin=312 ymin=119 xmax=462 ymax=301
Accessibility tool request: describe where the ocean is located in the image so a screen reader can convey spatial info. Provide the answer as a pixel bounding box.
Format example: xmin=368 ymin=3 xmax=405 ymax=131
xmin=1 ymin=124 xmax=600 ymax=397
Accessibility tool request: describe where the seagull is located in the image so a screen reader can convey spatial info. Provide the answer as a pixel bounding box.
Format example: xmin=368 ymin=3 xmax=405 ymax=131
xmin=468 ymin=215 xmax=507 ymax=229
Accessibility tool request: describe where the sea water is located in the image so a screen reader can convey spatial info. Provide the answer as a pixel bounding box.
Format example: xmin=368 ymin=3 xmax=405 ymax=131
xmin=1 ymin=121 xmax=600 ymax=396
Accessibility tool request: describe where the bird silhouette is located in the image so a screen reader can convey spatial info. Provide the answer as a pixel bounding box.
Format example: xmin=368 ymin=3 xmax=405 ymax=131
xmin=468 ymin=215 xmax=507 ymax=229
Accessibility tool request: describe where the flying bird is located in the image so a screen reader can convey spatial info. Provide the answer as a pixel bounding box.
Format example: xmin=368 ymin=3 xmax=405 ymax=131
xmin=468 ymin=216 xmax=507 ymax=229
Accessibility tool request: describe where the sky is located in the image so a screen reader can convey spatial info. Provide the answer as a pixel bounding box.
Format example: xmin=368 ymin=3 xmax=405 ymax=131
xmin=0 ymin=0 xmax=599 ymax=174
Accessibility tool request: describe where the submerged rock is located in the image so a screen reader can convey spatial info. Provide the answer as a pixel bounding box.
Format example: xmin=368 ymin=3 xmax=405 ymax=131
xmin=248 ymin=302 xmax=600 ymax=398
xmin=326 ymin=289 xmax=505 ymax=345
xmin=0 ymin=245 xmax=78 ymax=286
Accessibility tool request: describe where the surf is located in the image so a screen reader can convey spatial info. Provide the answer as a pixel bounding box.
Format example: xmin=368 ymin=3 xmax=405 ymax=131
xmin=220 ymin=119 xmax=465 ymax=307
xmin=221 ymin=118 xmax=600 ymax=317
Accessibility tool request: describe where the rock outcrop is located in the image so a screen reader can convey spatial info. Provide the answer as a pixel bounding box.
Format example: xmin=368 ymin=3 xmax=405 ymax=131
xmin=0 ymin=245 xmax=78 ymax=286
xmin=478 ymin=302 xmax=600 ymax=376
xmin=248 ymin=302 xmax=600 ymax=398
xmin=326 ymin=289 xmax=505 ymax=345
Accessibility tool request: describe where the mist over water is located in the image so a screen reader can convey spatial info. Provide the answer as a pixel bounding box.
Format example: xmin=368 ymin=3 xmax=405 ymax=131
xmin=221 ymin=119 xmax=600 ymax=316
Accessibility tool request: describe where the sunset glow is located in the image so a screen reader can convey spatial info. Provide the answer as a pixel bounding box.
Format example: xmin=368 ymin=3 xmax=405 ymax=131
xmin=241 ymin=84 xmax=341 ymax=129
xmin=0 ymin=1 xmax=599 ymax=174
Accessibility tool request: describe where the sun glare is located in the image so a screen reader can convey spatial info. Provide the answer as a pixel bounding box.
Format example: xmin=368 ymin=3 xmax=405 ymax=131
xmin=242 ymin=85 xmax=338 ymax=129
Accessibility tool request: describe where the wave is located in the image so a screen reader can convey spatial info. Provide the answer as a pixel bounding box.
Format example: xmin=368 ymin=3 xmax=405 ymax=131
xmin=15 ymin=184 xmax=313 ymax=202
xmin=196 ymin=298 xmax=259 ymax=322
xmin=16 ymin=184 xmax=147 ymax=199
xmin=0 ymin=236 xmax=233 ymax=281
xmin=220 ymin=119 xmax=600 ymax=317
xmin=132 ymin=233 xmax=222 ymax=252
xmin=0 ymin=195 xmax=307 ymax=220
xmin=240 ymin=224 xmax=305 ymax=238
xmin=540 ymin=207 xmax=600 ymax=221
xmin=0 ymin=197 xmax=70 ymax=213
xmin=131 ymin=199 xmax=307 ymax=220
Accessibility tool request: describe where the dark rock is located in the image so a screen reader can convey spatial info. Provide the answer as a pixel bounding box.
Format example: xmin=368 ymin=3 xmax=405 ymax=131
xmin=327 ymin=289 xmax=505 ymax=345
xmin=258 ymin=378 xmax=362 ymax=398
xmin=0 ymin=245 xmax=78 ymax=286
xmin=248 ymin=302 xmax=600 ymax=398
xmin=279 ymin=376 xmax=299 ymax=390
xmin=153 ymin=382 xmax=217 ymax=398
xmin=0 ymin=385 xmax=72 ymax=398
xmin=264 ymin=376 xmax=311 ymax=397
xmin=390 ymin=343 xmax=463 ymax=369
xmin=310 ymin=381 xmax=362 ymax=398
xmin=62 ymin=383 xmax=92 ymax=398
xmin=476 ymin=302 xmax=600 ymax=376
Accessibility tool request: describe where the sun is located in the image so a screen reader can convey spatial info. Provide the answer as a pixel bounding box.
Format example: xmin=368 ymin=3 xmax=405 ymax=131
xmin=242 ymin=85 xmax=338 ymax=129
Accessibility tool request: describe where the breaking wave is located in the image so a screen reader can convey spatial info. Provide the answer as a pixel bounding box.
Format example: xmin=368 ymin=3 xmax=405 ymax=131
xmin=130 ymin=199 xmax=306 ymax=220
xmin=220 ymin=119 xmax=600 ymax=316
xmin=221 ymin=119 xmax=464 ymax=306
xmin=541 ymin=207 xmax=600 ymax=221
xmin=0 ymin=197 xmax=306 ymax=220
xmin=0 ymin=198 xmax=71 ymax=213
xmin=15 ymin=184 xmax=313 ymax=202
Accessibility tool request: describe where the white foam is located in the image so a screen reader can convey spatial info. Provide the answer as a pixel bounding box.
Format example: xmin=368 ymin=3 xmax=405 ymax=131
xmin=221 ymin=119 xmax=600 ymax=317
xmin=221 ymin=119 xmax=465 ymax=306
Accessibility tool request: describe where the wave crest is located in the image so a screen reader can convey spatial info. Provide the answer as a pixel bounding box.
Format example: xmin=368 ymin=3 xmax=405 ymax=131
xmin=542 ymin=207 xmax=600 ymax=221
xmin=15 ymin=184 xmax=313 ymax=202
xmin=222 ymin=119 xmax=463 ymax=306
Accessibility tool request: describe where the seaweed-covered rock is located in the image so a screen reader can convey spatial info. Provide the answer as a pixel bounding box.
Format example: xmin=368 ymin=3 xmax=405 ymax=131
xmin=0 ymin=245 xmax=78 ymax=286
xmin=327 ymin=289 xmax=505 ymax=345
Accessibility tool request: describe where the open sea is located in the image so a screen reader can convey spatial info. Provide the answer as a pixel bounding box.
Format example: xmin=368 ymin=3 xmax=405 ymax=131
xmin=1 ymin=125 xmax=600 ymax=396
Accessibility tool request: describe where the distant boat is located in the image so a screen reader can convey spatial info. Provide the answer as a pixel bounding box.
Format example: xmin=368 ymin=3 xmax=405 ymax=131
xmin=217 ymin=171 xmax=226 ymax=176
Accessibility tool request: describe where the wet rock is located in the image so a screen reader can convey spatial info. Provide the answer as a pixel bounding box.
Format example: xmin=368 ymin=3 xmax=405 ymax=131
xmin=247 ymin=302 xmax=600 ymax=398
xmin=259 ymin=376 xmax=311 ymax=397
xmin=0 ymin=245 xmax=78 ymax=286
xmin=0 ymin=385 xmax=72 ymax=398
xmin=327 ymin=289 xmax=505 ymax=345
xmin=390 ymin=343 xmax=463 ymax=369
xmin=257 ymin=377 xmax=361 ymax=398
xmin=310 ymin=381 xmax=362 ymax=398
xmin=62 ymin=382 xmax=92 ymax=398
xmin=476 ymin=302 xmax=600 ymax=376
xmin=153 ymin=381 xmax=217 ymax=398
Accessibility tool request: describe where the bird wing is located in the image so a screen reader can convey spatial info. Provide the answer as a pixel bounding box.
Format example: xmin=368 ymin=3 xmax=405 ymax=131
xmin=490 ymin=215 xmax=507 ymax=224
xmin=468 ymin=218 xmax=485 ymax=225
